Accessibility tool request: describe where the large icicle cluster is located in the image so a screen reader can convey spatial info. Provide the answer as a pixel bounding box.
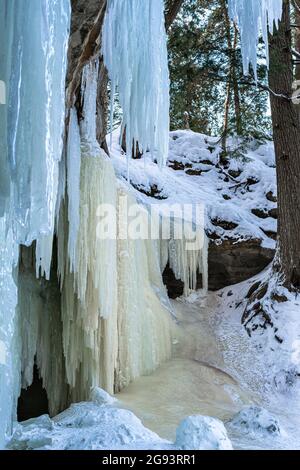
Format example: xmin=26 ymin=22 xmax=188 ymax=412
xmin=228 ymin=0 xmax=283 ymax=78
xmin=0 ymin=0 xmax=69 ymax=257
xmin=56 ymin=62 xmax=172 ymax=399
xmin=160 ymin=233 xmax=208 ymax=298
xmin=0 ymin=0 xmax=70 ymax=447
xmin=102 ymin=0 xmax=170 ymax=167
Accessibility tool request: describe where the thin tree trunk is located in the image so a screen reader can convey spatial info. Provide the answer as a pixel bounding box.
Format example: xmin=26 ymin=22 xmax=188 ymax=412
xmin=165 ymin=0 xmax=184 ymax=30
xmin=96 ymin=59 xmax=109 ymax=154
xmin=269 ymin=0 xmax=300 ymax=290
xmin=232 ymin=23 xmax=242 ymax=135
xmin=222 ymin=0 xmax=233 ymax=150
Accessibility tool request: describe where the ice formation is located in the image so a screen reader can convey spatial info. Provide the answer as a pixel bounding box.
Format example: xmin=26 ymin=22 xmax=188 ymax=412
xmin=0 ymin=0 xmax=69 ymax=252
xmin=66 ymin=108 xmax=81 ymax=273
xmin=102 ymin=0 xmax=170 ymax=167
xmin=56 ymin=62 xmax=173 ymax=399
xmin=0 ymin=0 xmax=70 ymax=446
xmin=228 ymin=0 xmax=283 ymax=78
xmin=0 ymin=219 xmax=19 ymax=449
xmin=58 ymin=152 xmax=173 ymax=397
xmin=8 ymin=398 xmax=168 ymax=451
xmin=160 ymin=223 xmax=208 ymax=297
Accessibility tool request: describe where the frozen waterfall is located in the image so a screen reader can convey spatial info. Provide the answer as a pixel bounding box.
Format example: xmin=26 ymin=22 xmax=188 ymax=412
xmin=0 ymin=0 xmax=70 ymax=447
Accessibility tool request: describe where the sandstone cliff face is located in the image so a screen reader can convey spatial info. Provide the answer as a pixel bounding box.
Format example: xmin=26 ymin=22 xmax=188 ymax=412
xmin=208 ymin=239 xmax=274 ymax=291
xmin=163 ymin=238 xmax=274 ymax=297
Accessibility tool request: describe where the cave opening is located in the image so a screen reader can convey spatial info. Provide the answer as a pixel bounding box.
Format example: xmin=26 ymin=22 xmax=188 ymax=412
xmin=17 ymin=363 xmax=49 ymax=422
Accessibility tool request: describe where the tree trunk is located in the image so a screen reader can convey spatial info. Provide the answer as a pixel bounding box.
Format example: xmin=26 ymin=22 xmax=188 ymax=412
xmin=269 ymin=0 xmax=300 ymax=290
xmin=222 ymin=0 xmax=233 ymax=150
xmin=165 ymin=0 xmax=184 ymax=31
xmin=96 ymin=59 xmax=109 ymax=154
xmin=232 ymin=23 xmax=242 ymax=135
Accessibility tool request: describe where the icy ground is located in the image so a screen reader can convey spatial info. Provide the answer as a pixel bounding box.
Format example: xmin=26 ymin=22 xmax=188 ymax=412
xmin=118 ymin=275 xmax=300 ymax=451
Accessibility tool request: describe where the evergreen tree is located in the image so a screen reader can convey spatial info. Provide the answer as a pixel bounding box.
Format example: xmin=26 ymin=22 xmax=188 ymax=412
xmin=168 ymin=0 xmax=272 ymax=140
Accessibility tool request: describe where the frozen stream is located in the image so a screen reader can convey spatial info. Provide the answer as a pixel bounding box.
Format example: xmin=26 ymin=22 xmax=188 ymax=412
xmin=117 ymin=288 xmax=300 ymax=450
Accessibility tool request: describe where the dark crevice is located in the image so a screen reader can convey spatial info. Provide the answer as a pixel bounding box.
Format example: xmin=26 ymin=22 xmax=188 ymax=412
xmin=17 ymin=364 xmax=49 ymax=422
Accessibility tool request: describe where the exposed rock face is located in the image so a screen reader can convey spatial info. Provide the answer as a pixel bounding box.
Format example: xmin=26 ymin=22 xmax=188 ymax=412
xmin=67 ymin=0 xmax=108 ymax=150
xmin=208 ymin=238 xmax=274 ymax=291
xmin=163 ymin=238 xmax=275 ymax=296
xmin=67 ymin=0 xmax=104 ymax=87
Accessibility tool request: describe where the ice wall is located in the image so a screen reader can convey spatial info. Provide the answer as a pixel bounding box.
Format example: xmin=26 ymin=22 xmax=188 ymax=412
xmin=0 ymin=219 xmax=19 ymax=449
xmin=0 ymin=0 xmax=69 ymax=255
xmin=228 ymin=0 xmax=283 ymax=78
xmin=0 ymin=0 xmax=70 ymax=446
xmin=102 ymin=0 xmax=170 ymax=167
xmin=56 ymin=62 xmax=172 ymax=399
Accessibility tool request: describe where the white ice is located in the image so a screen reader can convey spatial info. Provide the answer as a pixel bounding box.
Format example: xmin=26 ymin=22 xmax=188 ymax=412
xmin=228 ymin=0 xmax=283 ymax=78
xmin=102 ymin=0 xmax=170 ymax=167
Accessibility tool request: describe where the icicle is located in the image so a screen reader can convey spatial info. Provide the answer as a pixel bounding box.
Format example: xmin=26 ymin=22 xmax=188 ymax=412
xmin=0 ymin=217 xmax=20 ymax=448
xmin=102 ymin=0 xmax=170 ymax=167
xmin=59 ymin=148 xmax=172 ymax=397
xmin=116 ymin=188 xmax=172 ymax=389
xmin=67 ymin=109 xmax=81 ymax=273
xmin=57 ymin=62 xmax=173 ymax=395
xmin=159 ymin=216 xmax=208 ymax=297
xmin=0 ymin=0 xmax=70 ymax=246
xmin=80 ymin=61 xmax=100 ymax=153
xmin=18 ymin=244 xmax=68 ymax=417
xmin=228 ymin=0 xmax=283 ymax=79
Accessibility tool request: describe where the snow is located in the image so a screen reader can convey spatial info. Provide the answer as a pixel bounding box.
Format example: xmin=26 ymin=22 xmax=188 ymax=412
xmin=228 ymin=0 xmax=283 ymax=78
xmin=90 ymin=387 xmax=118 ymax=406
xmin=8 ymin=389 xmax=233 ymax=451
xmin=10 ymin=269 xmax=300 ymax=451
xmin=175 ymin=416 xmax=233 ymax=450
xmin=102 ymin=0 xmax=170 ymax=168
xmin=8 ymin=402 xmax=170 ymax=451
xmin=228 ymin=406 xmax=281 ymax=437
xmin=110 ymin=129 xmax=277 ymax=251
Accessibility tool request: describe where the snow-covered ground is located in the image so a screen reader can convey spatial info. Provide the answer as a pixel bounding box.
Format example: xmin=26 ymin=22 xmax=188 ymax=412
xmin=110 ymin=129 xmax=277 ymax=249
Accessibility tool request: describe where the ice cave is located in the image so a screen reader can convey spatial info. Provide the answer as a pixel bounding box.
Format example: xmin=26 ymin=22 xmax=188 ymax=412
xmin=1 ymin=0 xmax=300 ymax=454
